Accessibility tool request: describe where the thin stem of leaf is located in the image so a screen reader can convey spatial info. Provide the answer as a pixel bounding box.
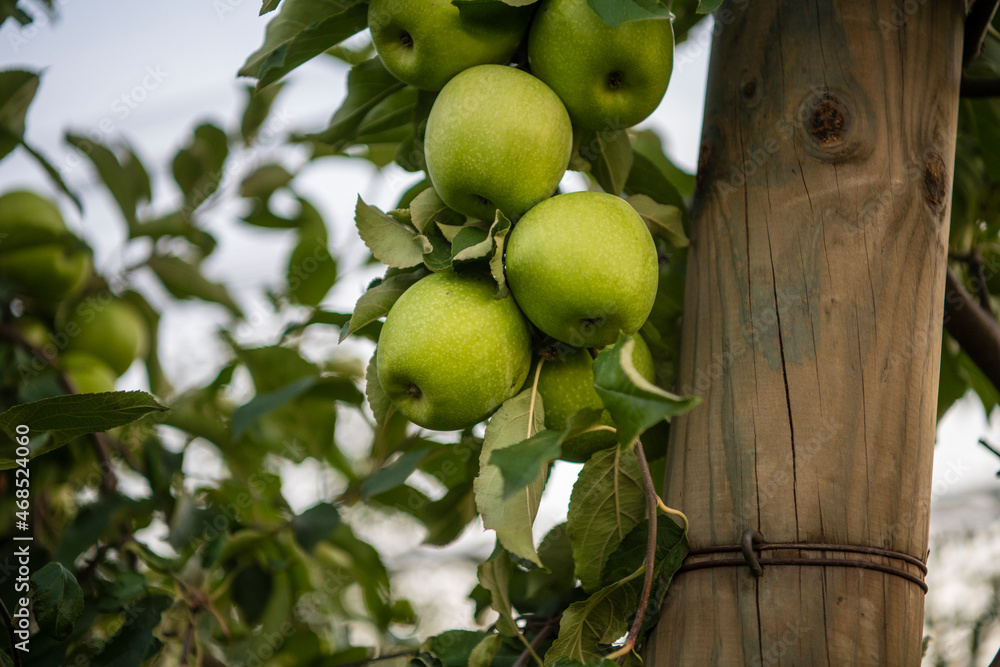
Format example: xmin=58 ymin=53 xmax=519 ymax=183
xmin=527 ymin=358 xmax=545 ymax=439
xmin=515 ymin=628 xmax=545 ymax=667
xmin=656 ymin=497 xmax=690 ymax=536
xmin=0 ymin=596 xmax=23 ymax=667
xmin=513 ymin=613 xmax=561 ymax=667
xmin=576 ymin=424 xmax=618 ymax=436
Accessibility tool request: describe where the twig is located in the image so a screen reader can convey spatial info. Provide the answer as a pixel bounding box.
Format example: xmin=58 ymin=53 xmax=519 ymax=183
xmin=607 ymin=438 xmax=659 ymax=665
xmin=963 ymin=0 xmax=1000 ymax=66
xmin=944 ymin=266 xmax=1000 ymax=394
xmin=979 ymin=439 xmax=1000 ymax=477
xmin=179 ymin=620 xmax=196 ymax=667
xmin=951 ymin=250 xmax=993 ymax=314
xmin=512 ymin=615 xmax=561 ymax=667
xmin=527 ymin=359 xmax=544 ymax=439
xmin=0 ymin=596 xmax=23 ymax=667
xmin=961 ymin=76 xmax=1000 ymax=97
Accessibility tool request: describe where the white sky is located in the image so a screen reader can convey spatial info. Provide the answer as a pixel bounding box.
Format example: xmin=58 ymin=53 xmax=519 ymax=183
xmin=2 ymin=0 xmax=999 ymax=649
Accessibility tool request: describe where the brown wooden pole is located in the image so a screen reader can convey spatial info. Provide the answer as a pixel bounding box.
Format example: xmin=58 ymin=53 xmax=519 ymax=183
xmin=646 ymin=1 xmax=965 ymax=664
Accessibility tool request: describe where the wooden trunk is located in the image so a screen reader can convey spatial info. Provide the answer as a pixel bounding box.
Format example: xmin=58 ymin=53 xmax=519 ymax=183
xmin=646 ymin=1 xmax=965 ymax=664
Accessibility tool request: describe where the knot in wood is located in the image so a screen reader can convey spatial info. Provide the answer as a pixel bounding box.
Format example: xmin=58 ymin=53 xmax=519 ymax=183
xmin=809 ymin=94 xmax=848 ymax=146
xmin=923 ymin=152 xmax=947 ymax=210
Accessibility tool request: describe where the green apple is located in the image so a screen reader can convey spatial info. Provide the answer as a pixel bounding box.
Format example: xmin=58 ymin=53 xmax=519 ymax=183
xmin=368 ymin=0 xmax=532 ymax=91
xmin=424 ymin=64 xmax=573 ymax=220
xmin=13 ymin=315 xmax=53 ymax=350
xmin=505 ymin=191 xmax=658 ymax=347
xmin=61 ymin=351 xmax=117 ymax=394
xmin=528 ymin=0 xmax=674 ymax=130
xmin=377 ymin=270 xmax=531 ymax=431
xmin=537 ymin=334 xmax=654 ymax=462
xmin=64 ymin=298 xmax=148 ymax=377
xmin=0 ymin=190 xmax=92 ymax=302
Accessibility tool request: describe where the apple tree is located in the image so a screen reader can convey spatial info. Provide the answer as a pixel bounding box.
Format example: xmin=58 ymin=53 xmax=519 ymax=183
xmin=0 ymin=0 xmax=998 ymax=666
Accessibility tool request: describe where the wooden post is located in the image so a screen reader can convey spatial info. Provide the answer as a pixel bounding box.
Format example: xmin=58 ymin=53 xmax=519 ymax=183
xmin=646 ymin=1 xmax=965 ymax=664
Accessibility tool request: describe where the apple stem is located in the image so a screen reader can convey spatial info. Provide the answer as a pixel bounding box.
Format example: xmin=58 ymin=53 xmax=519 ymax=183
xmin=526 ymin=358 xmax=544 ymax=439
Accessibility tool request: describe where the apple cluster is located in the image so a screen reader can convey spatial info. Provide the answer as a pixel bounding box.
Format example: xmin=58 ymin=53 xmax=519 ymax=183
xmin=366 ymin=0 xmax=674 ymax=453
xmin=0 ymin=190 xmax=148 ymax=394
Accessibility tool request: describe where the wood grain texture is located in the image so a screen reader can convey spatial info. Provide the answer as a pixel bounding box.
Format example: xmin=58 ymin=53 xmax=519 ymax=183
xmin=646 ymin=1 xmax=964 ymax=664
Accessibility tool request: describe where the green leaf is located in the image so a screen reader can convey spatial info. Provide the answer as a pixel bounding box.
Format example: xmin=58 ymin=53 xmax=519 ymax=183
xmin=0 ymin=392 xmax=168 ymax=467
xmin=488 ymin=210 xmax=513 ymax=297
xmin=355 ymin=197 xmax=426 ymax=269
xmin=288 ymin=198 xmax=337 ymax=305
xmin=93 ymin=595 xmax=170 ymax=666
xmin=580 ymin=128 xmax=633 ymax=195
xmin=240 ymin=82 xmax=285 ymax=145
xmin=233 ymin=375 xmax=316 ymax=438
xmin=630 ymin=129 xmax=695 ymax=198
xmin=361 ymin=447 xmax=431 ymax=499
xmin=171 ymin=123 xmax=229 ymax=213
xmin=490 ymin=429 xmax=562 ymax=499
xmin=451 ymin=225 xmax=492 ymax=263
xmin=418 ymin=224 xmax=454 ymax=271
xmin=602 ymin=516 xmax=688 ymax=643
xmin=585 ymin=0 xmax=670 ymax=27
xmin=475 ymin=389 xmax=547 ymax=566
xmin=292 ymin=502 xmax=341 ymax=552
xmin=366 ymin=348 xmax=393 ymax=426
xmin=148 ymin=254 xmax=243 ymax=316
xmin=477 ymin=550 xmax=519 ymax=636
xmin=426 ymin=630 xmax=491 ymax=667
xmin=469 ymin=633 xmax=503 ymax=667
xmin=543 ymin=567 xmax=643 ymax=664
xmin=410 ymin=186 xmax=465 ymax=234
xmin=627 ymin=194 xmax=688 ymax=248
xmin=697 ymin=0 xmax=723 ymax=13
xmin=342 ymin=267 xmax=428 ymax=342
xmin=510 ymin=522 xmax=578 ymax=614
xmin=238 ymin=0 xmax=368 ymax=89
xmin=625 ymin=151 xmax=688 ymax=214
xmin=240 ymin=163 xmax=294 ymax=201
xmin=567 ymin=446 xmax=646 ymax=592
xmin=66 ymin=134 xmax=149 ymax=227
xmin=307 ymin=57 xmax=407 ymax=148
xmin=593 ymin=334 xmax=700 ymax=446
xmin=490 ymin=409 xmax=604 ymax=499
xmin=0 ymin=69 xmax=38 ymax=160
xmin=30 ymin=562 xmax=84 ymax=640
xmin=18 ymin=140 xmax=84 ymax=212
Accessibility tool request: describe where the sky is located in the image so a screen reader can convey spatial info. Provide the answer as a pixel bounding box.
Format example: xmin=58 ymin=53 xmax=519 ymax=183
xmin=2 ymin=0 xmax=1000 ymax=648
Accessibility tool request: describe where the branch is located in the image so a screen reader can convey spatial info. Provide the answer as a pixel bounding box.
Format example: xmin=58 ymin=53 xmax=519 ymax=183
xmin=608 ymin=438 xmax=659 ymax=666
xmin=960 ymin=75 xmax=1000 ymax=97
xmin=944 ymin=266 xmax=1000 ymax=393
xmin=952 ymin=250 xmax=994 ymax=313
xmin=0 ymin=597 xmax=23 ymax=667
xmin=963 ymin=0 xmax=1000 ymax=66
